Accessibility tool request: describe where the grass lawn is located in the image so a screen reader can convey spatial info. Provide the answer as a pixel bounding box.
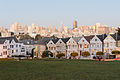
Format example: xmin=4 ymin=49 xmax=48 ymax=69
xmin=0 ymin=59 xmax=120 ymax=80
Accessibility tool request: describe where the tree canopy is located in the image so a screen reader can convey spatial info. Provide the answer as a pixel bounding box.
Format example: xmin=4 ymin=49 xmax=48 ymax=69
xmin=117 ymin=27 xmax=120 ymax=35
xmin=112 ymin=50 xmax=120 ymax=54
xmin=35 ymin=34 xmax=41 ymax=41
xmin=71 ymin=52 xmax=78 ymax=58
xmin=82 ymin=51 xmax=90 ymax=57
xmin=42 ymin=50 xmax=53 ymax=58
xmin=96 ymin=51 xmax=104 ymax=55
xmin=56 ymin=53 xmax=65 ymax=59
xmin=19 ymin=34 xmax=34 ymax=40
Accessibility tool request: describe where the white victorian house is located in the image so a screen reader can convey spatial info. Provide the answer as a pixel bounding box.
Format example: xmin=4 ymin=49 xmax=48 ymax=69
xmin=90 ymin=35 xmax=105 ymax=55
xmin=66 ymin=37 xmax=77 ymax=58
xmin=47 ymin=39 xmax=58 ymax=57
xmin=56 ymin=39 xmax=66 ymax=54
xmin=104 ymin=34 xmax=116 ymax=55
xmin=0 ymin=37 xmax=26 ymax=58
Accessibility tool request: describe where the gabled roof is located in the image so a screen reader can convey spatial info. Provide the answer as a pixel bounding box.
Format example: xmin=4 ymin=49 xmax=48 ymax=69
xmin=84 ymin=35 xmax=94 ymax=43
xmin=0 ymin=37 xmax=18 ymax=44
xmin=61 ymin=37 xmax=70 ymax=43
xmin=110 ymin=33 xmax=120 ymax=41
xmin=52 ymin=38 xmax=59 ymax=44
xmin=73 ymin=37 xmax=82 ymax=43
xmin=37 ymin=37 xmax=53 ymax=45
xmin=19 ymin=39 xmax=35 ymax=45
xmin=97 ymin=34 xmax=107 ymax=42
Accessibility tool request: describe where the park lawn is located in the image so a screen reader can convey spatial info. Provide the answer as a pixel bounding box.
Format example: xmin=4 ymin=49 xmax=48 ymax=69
xmin=0 ymin=59 xmax=120 ymax=80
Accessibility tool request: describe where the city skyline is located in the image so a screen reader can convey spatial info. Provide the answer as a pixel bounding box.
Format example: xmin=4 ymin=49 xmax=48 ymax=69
xmin=0 ymin=0 xmax=120 ymax=28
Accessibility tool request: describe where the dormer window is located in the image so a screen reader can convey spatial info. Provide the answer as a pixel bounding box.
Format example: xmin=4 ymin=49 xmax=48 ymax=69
xmin=60 ymin=41 xmax=62 ymax=44
xmin=51 ymin=43 xmax=52 ymax=44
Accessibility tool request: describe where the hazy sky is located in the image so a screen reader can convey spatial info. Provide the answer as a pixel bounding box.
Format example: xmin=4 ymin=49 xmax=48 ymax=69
xmin=0 ymin=0 xmax=120 ymax=28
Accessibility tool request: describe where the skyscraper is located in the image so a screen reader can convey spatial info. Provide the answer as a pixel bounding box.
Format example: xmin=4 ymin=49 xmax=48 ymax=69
xmin=73 ymin=20 xmax=77 ymax=29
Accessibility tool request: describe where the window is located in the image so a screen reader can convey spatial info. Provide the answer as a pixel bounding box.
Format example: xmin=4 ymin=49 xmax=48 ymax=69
xmin=12 ymin=50 xmax=14 ymax=53
xmin=83 ymin=40 xmax=84 ymax=42
xmin=95 ymin=39 xmax=97 ymax=41
xmin=73 ymin=45 xmax=74 ymax=48
xmin=3 ymin=51 xmax=7 ymax=55
xmin=16 ymin=50 xmax=18 ymax=52
xmin=16 ymin=44 xmax=18 ymax=47
xmin=107 ymin=43 xmax=109 ymax=47
xmin=84 ymin=44 xmax=88 ymax=48
xmin=80 ymin=44 xmax=82 ymax=48
xmin=19 ymin=45 xmax=21 ymax=47
xmin=3 ymin=46 xmax=7 ymax=49
xmin=10 ymin=45 xmax=14 ymax=48
xmin=21 ymin=50 xmax=25 ymax=52
xmin=51 ymin=47 xmax=53 ymax=50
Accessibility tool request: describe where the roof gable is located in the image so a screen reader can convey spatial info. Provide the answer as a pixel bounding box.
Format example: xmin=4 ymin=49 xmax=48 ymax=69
xmin=0 ymin=37 xmax=18 ymax=44
xmin=90 ymin=35 xmax=102 ymax=43
xmin=84 ymin=35 xmax=94 ymax=43
xmin=56 ymin=39 xmax=65 ymax=46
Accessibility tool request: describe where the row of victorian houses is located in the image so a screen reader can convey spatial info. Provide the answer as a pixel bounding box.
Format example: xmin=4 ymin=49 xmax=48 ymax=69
xmin=0 ymin=33 xmax=120 ymax=59
xmin=46 ymin=34 xmax=120 ymax=59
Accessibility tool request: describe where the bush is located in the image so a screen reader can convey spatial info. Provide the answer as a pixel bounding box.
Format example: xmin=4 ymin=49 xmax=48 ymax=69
xmin=96 ymin=51 xmax=104 ymax=55
xmin=112 ymin=50 xmax=120 ymax=54
xmin=82 ymin=51 xmax=90 ymax=57
xmin=42 ymin=50 xmax=53 ymax=58
xmin=56 ymin=53 xmax=65 ymax=59
xmin=71 ymin=52 xmax=78 ymax=58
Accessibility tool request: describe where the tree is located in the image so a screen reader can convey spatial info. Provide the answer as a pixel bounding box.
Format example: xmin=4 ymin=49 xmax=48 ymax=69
xmin=71 ymin=52 xmax=78 ymax=59
xmin=96 ymin=51 xmax=104 ymax=55
xmin=112 ymin=50 xmax=120 ymax=54
xmin=82 ymin=51 xmax=90 ymax=57
xmin=50 ymin=35 xmax=58 ymax=39
xmin=19 ymin=34 xmax=34 ymax=40
xmin=11 ymin=32 xmax=14 ymax=36
xmin=42 ymin=50 xmax=53 ymax=58
xmin=56 ymin=53 xmax=65 ymax=59
xmin=35 ymin=34 xmax=41 ymax=41
xmin=0 ymin=32 xmax=1 ymax=37
xmin=117 ymin=27 xmax=120 ymax=35
xmin=31 ymin=48 xmax=35 ymax=59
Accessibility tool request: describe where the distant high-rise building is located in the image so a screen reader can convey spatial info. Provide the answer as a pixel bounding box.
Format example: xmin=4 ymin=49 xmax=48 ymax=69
xmin=64 ymin=26 xmax=68 ymax=33
xmin=73 ymin=20 xmax=77 ymax=29
xmin=48 ymin=25 xmax=51 ymax=32
xmin=60 ymin=24 xmax=63 ymax=32
xmin=96 ymin=23 xmax=101 ymax=27
xmin=52 ymin=26 xmax=56 ymax=32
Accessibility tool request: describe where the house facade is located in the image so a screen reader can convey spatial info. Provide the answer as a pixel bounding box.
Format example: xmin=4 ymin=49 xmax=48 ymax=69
xmin=66 ymin=37 xmax=78 ymax=58
xmin=47 ymin=40 xmax=57 ymax=57
xmin=78 ymin=36 xmax=90 ymax=56
xmin=104 ymin=35 xmax=116 ymax=55
xmin=90 ymin=35 xmax=103 ymax=55
xmin=0 ymin=37 xmax=26 ymax=58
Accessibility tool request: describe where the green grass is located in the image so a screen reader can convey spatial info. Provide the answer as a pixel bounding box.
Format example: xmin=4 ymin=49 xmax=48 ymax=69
xmin=0 ymin=59 xmax=120 ymax=80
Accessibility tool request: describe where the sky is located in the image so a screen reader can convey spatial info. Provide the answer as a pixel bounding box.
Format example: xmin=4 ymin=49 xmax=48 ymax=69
xmin=0 ymin=0 xmax=120 ymax=28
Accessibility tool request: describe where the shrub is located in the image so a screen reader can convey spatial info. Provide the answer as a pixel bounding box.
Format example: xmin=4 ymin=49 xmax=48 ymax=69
xmin=82 ymin=51 xmax=90 ymax=57
xmin=112 ymin=50 xmax=120 ymax=54
xmin=96 ymin=51 xmax=104 ymax=55
xmin=42 ymin=50 xmax=53 ymax=58
xmin=56 ymin=53 xmax=65 ymax=59
xmin=71 ymin=52 xmax=78 ymax=58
